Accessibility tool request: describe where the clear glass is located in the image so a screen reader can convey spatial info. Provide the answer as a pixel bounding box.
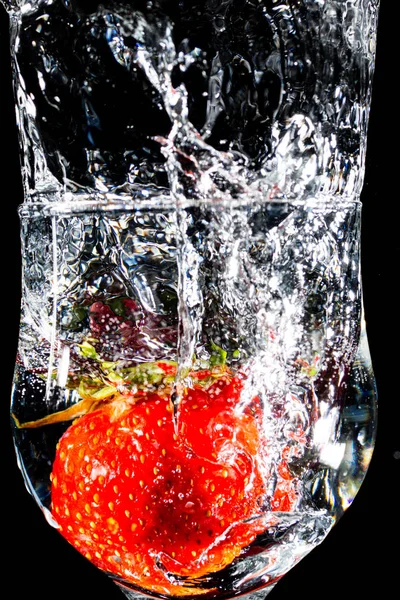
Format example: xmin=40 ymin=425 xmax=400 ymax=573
xmin=2 ymin=2 xmax=380 ymax=600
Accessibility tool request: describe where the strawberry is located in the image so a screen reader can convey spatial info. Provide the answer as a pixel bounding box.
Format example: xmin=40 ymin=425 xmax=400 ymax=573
xmin=87 ymin=299 xmax=177 ymax=362
xmin=15 ymin=293 xmax=299 ymax=596
xmin=13 ymin=297 xmax=301 ymax=596
xmin=50 ymin=375 xmax=269 ymax=595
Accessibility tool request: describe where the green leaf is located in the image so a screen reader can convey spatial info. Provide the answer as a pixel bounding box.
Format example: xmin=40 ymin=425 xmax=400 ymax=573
xmin=307 ymin=365 xmax=318 ymax=378
xmin=105 ymin=370 xmax=125 ymax=384
xmin=78 ymin=341 xmax=100 ymax=360
xmin=107 ymin=297 xmax=128 ymax=318
xmin=62 ymin=305 xmax=88 ymax=332
xmin=209 ymin=341 xmax=227 ymax=366
xmin=90 ymin=386 xmax=118 ymax=400
xmin=101 ymin=361 xmax=117 ymax=371
xmin=123 ymin=363 xmax=167 ymax=386
xmin=78 ymin=379 xmax=116 ymax=400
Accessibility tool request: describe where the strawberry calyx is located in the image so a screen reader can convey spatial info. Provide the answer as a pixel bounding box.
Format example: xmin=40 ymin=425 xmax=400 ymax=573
xmin=15 ymin=293 xmax=238 ymax=428
xmin=17 ymin=295 xmax=318 ymax=431
xmin=14 ymin=351 xmax=233 ymax=429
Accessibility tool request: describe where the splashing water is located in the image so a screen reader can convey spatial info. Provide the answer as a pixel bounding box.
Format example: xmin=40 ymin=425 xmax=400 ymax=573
xmin=5 ymin=1 xmax=379 ymax=597
xmin=12 ymin=197 xmax=377 ymax=595
xmin=4 ymin=0 xmax=379 ymax=201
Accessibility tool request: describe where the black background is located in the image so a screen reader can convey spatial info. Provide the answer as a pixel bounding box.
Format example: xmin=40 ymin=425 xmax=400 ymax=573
xmin=1 ymin=3 xmax=398 ymax=600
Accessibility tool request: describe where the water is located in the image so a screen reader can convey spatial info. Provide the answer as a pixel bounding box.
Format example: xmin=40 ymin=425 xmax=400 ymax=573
xmin=4 ymin=0 xmax=379 ymax=598
xmin=4 ymin=0 xmax=379 ymax=202
xmin=11 ymin=197 xmax=377 ymax=597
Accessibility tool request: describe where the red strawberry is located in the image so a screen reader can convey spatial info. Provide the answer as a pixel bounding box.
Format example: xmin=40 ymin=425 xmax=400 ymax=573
xmin=51 ymin=376 xmax=268 ymax=595
xmin=88 ymin=300 xmax=177 ymax=362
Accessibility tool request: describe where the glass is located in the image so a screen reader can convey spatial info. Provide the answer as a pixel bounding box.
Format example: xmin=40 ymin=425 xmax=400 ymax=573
xmin=2 ymin=2 xmax=380 ymax=600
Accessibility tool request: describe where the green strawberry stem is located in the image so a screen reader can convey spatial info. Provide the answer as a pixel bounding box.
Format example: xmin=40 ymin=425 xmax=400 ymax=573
xmin=14 ymin=358 xmax=232 ymax=429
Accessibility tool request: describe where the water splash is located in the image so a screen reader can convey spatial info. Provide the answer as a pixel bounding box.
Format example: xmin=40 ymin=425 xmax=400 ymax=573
xmin=6 ymin=1 xmax=379 ymax=596
xmin=5 ymin=1 xmax=379 ymax=201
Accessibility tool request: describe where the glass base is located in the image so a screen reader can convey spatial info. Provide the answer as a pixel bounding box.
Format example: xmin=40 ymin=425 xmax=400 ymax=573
xmin=116 ymin=582 xmax=277 ymax=600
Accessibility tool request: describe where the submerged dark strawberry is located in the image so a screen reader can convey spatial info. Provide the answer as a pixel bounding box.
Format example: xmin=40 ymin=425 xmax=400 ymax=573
xmin=51 ymin=376 xmax=268 ymax=595
xmin=87 ymin=299 xmax=177 ymax=362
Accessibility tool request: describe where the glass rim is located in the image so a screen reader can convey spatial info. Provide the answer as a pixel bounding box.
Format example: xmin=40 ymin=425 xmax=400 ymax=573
xmin=18 ymin=194 xmax=363 ymax=218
